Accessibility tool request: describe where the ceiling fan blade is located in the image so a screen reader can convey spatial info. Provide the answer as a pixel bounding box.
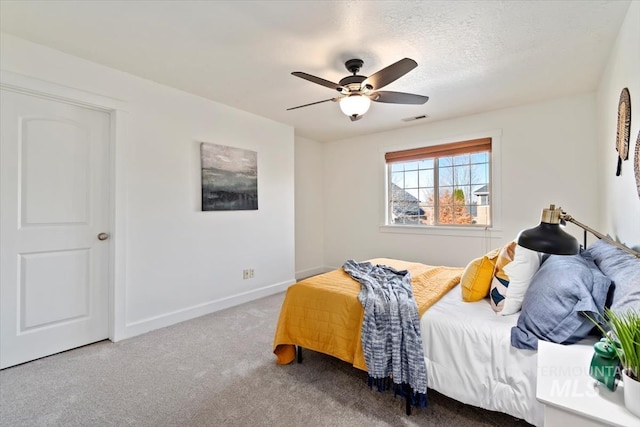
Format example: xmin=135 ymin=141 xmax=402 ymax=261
xmin=361 ymin=58 xmax=418 ymax=91
xmin=370 ymin=91 xmax=429 ymax=105
xmin=286 ymin=98 xmax=339 ymax=111
xmin=291 ymin=72 xmax=344 ymax=91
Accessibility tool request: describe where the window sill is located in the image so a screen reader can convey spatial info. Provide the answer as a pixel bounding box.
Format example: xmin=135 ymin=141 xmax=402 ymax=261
xmin=379 ymin=224 xmax=503 ymax=238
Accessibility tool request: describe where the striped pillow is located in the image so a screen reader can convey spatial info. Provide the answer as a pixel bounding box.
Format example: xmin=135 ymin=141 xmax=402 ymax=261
xmin=490 ymin=241 xmax=541 ymax=315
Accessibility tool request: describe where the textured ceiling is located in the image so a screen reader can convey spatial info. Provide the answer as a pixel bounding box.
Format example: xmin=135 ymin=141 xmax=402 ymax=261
xmin=0 ymin=0 xmax=631 ymax=142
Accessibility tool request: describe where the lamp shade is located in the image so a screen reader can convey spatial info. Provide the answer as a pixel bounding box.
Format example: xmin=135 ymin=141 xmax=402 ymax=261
xmin=339 ymin=95 xmax=371 ymax=117
xmin=518 ymin=222 xmax=580 ymax=255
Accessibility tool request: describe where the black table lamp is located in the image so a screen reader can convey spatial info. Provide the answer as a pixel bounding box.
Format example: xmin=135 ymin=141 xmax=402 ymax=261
xmin=518 ymin=204 xmax=640 ymax=258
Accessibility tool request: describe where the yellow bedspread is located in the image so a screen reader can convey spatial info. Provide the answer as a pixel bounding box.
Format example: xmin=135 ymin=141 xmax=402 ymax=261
xmin=273 ymin=258 xmax=463 ymax=371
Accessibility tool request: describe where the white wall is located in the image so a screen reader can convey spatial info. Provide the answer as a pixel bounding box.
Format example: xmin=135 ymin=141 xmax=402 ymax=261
xmin=596 ymin=1 xmax=640 ymax=250
xmin=294 ymin=135 xmax=325 ymax=278
xmin=1 ymin=34 xmax=295 ymax=340
xmin=323 ymin=94 xmax=600 ymax=268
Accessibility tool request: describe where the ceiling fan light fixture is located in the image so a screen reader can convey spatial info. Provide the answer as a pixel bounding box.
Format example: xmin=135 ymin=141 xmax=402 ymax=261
xmin=339 ymin=95 xmax=371 ymax=117
xmin=288 ymin=58 xmax=427 ymax=119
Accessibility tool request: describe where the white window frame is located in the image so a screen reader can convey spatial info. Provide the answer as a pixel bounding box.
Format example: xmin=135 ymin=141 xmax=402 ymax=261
xmin=379 ymin=130 xmax=503 ymax=238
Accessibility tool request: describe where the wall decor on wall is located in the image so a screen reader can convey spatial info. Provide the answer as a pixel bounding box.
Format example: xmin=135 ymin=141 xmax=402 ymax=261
xmin=635 ymin=129 xmax=640 ymax=199
xmin=615 ymin=87 xmax=631 ymax=176
xmin=200 ymin=142 xmax=258 ymax=211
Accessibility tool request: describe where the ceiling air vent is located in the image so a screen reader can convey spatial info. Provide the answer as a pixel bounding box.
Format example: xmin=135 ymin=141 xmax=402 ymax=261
xmin=402 ymin=114 xmax=429 ymax=122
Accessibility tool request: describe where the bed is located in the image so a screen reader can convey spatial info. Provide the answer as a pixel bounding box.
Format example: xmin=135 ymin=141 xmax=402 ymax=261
xmin=421 ymin=285 xmax=542 ymax=426
xmin=273 ymin=258 xmax=462 ymax=371
xmin=272 ymin=240 xmax=640 ymax=427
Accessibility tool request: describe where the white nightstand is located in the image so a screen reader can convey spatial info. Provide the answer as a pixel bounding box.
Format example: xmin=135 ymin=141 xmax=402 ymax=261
xmin=536 ymin=340 xmax=640 ymax=427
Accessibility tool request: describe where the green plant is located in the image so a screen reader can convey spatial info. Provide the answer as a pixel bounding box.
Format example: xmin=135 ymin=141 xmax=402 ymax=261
xmin=588 ymin=309 xmax=640 ymax=381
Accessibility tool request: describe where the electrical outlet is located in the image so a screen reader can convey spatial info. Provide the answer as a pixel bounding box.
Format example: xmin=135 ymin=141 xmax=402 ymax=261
xmin=249 ymin=269 xmax=254 ymax=278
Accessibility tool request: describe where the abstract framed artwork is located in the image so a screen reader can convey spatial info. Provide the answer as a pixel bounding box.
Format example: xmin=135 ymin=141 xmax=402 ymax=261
xmin=200 ymin=142 xmax=258 ymax=211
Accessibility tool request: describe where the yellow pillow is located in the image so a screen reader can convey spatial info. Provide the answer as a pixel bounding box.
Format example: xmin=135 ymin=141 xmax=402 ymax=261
xmin=461 ymin=248 xmax=500 ymax=302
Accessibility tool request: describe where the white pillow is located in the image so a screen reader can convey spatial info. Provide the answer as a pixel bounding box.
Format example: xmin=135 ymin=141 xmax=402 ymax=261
xmin=490 ymin=243 xmax=541 ymax=315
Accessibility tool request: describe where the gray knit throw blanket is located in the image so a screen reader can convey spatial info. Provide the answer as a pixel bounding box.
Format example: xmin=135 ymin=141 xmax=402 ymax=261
xmin=342 ymin=259 xmax=428 ymax=399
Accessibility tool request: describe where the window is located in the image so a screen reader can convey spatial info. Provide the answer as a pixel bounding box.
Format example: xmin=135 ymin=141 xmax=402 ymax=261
xmin=386 ymin=137 xmax=491 ymax=227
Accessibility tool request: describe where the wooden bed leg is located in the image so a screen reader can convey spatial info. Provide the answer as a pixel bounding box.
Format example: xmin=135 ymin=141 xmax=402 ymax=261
xmin=297 ymin=346 xmax=302 ymax=363
xmin=405 ymin=384 xmax=412 ymax=415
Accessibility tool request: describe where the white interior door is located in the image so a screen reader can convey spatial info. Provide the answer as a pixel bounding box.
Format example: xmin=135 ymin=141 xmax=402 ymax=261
xmin=1 ymin=89 xmax=111 ymax=369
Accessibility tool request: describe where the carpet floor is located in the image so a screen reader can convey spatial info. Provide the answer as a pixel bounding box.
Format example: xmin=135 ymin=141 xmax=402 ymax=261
xmin=0 ymin=292 xmax=532 ymax=426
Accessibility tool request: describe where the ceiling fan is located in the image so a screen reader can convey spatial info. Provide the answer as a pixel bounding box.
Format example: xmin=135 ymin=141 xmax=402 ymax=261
xmin=287 ymin=58 xmax=429 ymax=121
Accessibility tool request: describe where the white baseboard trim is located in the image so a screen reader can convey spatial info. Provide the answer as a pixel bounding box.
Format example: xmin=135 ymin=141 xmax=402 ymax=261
xmin=119 ymin=279 xmax=294 ymax=341
xmin=295 ymin=266 xmax=330 ymax=280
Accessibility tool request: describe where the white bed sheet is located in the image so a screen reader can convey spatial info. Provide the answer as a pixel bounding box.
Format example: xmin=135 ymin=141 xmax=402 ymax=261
xmin=420 ymin=285 xmax=543 ymax=426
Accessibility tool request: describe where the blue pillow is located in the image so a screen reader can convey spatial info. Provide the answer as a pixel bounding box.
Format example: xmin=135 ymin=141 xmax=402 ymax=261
xmin=587 ymin=239 xmax=640 ymax=313
xmin=511 ymin=250 xmax=611 ymax=350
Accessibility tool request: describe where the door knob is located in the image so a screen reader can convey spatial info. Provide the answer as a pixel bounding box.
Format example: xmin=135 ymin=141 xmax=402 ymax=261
xmin=97 ymin=232 xmax=109 ymax=241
